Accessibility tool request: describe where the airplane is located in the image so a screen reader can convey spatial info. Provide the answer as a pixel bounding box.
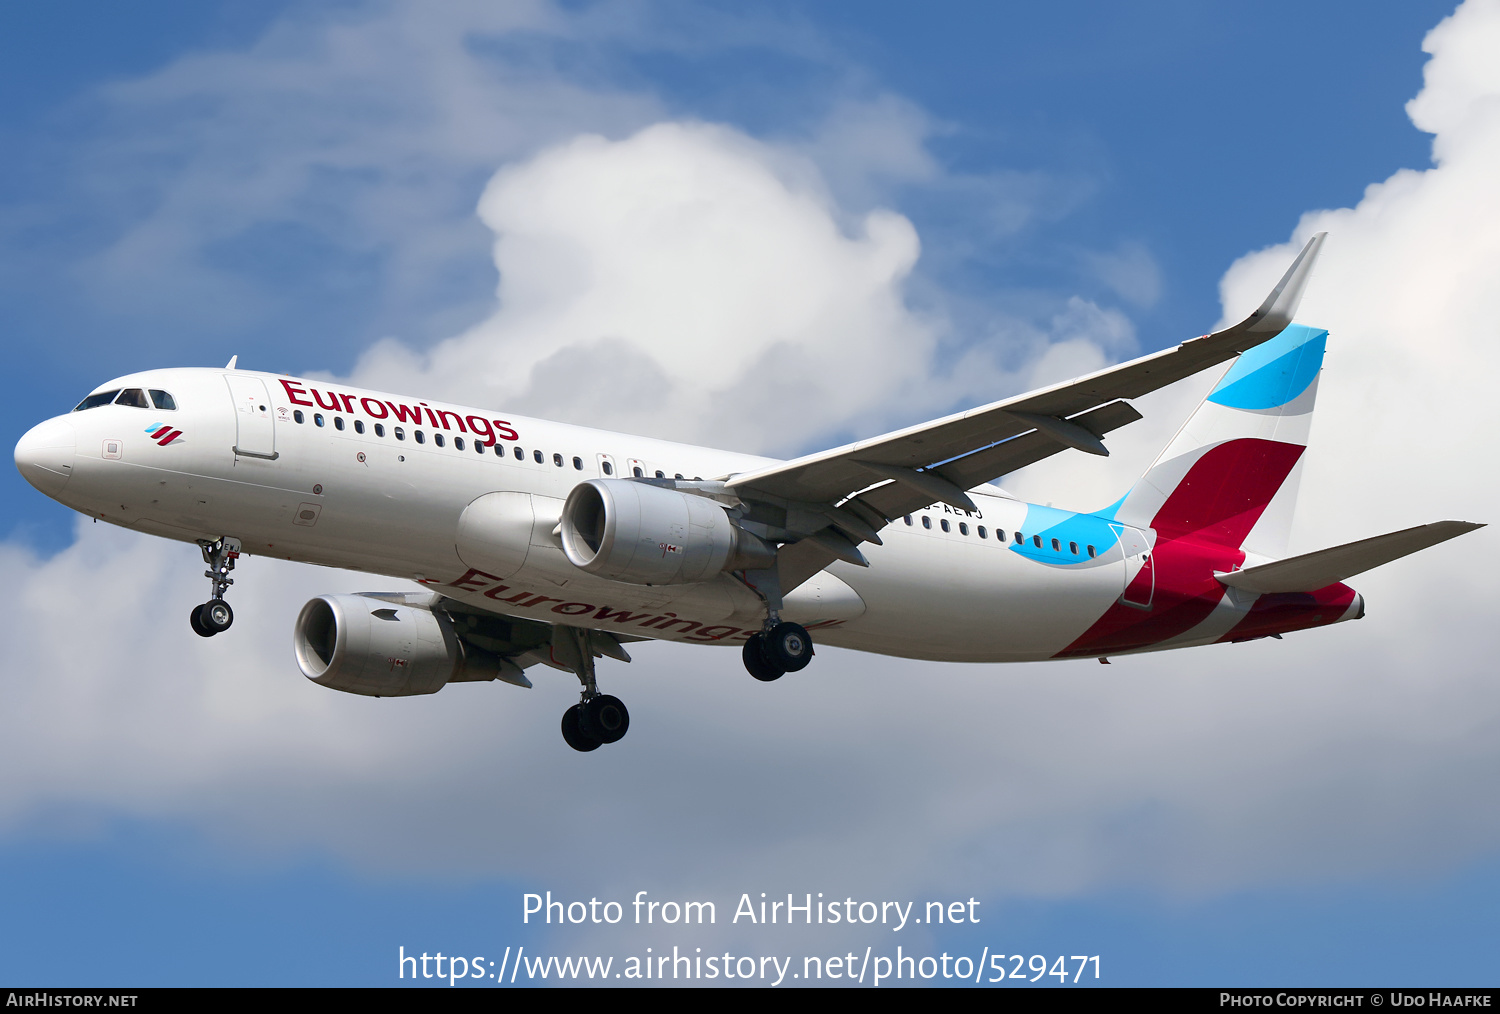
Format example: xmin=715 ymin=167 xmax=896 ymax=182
xmin=14 ymin=232 xmax=1483 ymax=751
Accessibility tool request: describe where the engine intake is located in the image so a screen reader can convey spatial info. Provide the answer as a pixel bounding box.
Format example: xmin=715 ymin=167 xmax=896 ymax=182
xmin=560 ymin=479 xmax=775 ymax=585
xmin=293 ymin=593 xmax=511 ymax=697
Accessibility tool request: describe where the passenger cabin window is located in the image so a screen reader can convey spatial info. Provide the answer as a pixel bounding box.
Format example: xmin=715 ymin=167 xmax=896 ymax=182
xmin=149 ymin=390 xmax=176 ymax=410
xmin=115 ymin=389 xmax=149 ymax=408
xmin=314 ymin=413 xmax=325 ymax=427
xmin=553 ymin=453 xmax=563 ymax=467
xmin=454 ymin=437 xmax=464 ymax=450
xmin=921 ymin=516 xmax=932 ymax=529
xmin=959 ymin=523 xmax=969 ymax=536
xmin=940 ymin=519 xmax=951 ymax=533
xmin=74 ymin=390 xmax=121 ymax=411
xmin=534 ymin=450 xmax=544 ymax=464
xmin=374 ymin=423 xmax=384 ymax=437
xmin=1032 ymin=536 xmax=1042 ymax=548
xmin=354 ymin=420 xmax=365 ymax=434
xmin=1070 ymin=541 xmax=1078 ymax=555
xmin=433 ymin=433 xmax=444 ymax=447
xmin=602 ymin=461 xmax=614 ymax=475
xmin=997 ymin=530 xmax=1006 ymax=542
xmin=414 ymin=430 xmax=425 ymax=444
xmin=294 ymin=410 xmax=305 ymax=424
xmin=394 ymin=427 xmax=405 ymax=440
xmin=334 ymin=417 xmax=345 ymax=431
xmin=514 ymin=447 xmax=524 ymax=460
xmin=978 ymin=526 xmax=987 ymax=539
xmin=633 ymin=466 xmax=644 ymax=477
xmin=1051 ymin=538 xmax=1060 ymax=551
xmin=655 ymin=470 xmax=665 ymax=478
xmin=674 ymin=473 xmax=684 ymax=480
xmin=573 ymin=456 xmax=583 ymax=470
xmin=1087 ymin=545 xmax=1097 ymax=558
xmin=903 ymin=515 xmax=912 ymax=525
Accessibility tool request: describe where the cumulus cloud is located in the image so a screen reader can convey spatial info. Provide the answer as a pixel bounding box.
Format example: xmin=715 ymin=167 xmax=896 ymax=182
xmin=341 ymin=119 xmax=1135 ymax=457
xmin=347 ymin=121 xmax=931 ymax=452
xmin=6 ymin=1 xmax=1500 ymax=941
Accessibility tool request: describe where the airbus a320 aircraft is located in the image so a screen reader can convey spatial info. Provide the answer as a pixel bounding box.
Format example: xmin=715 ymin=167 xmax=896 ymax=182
xmin=14 ymin=234 xmax=1482 ymax=751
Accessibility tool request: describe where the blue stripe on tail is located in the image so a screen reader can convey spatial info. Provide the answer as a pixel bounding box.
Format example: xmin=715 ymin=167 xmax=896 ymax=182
xmin=1207 ymin=324 xmax=1327 ymax=411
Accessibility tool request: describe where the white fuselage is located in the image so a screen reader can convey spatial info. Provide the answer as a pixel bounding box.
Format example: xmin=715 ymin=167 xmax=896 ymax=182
xmin=20 ymin=367 xmax=1194 ymax=663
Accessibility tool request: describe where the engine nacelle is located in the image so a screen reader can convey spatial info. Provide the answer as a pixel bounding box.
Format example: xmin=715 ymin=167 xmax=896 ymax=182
xmin=293 ymin=593 xmax=508 ymax=697
xmin=560 ymin=479 xmax=775 ymax=585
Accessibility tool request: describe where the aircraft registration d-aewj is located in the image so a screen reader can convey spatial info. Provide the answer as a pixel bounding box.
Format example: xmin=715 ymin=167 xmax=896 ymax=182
xmin=14 ymin=234 xmax=1483 ymax=751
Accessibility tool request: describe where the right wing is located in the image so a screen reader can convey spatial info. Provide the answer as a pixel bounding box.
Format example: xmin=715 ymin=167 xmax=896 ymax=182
xmin=721 ymin=233 xmax=1328 ymax=589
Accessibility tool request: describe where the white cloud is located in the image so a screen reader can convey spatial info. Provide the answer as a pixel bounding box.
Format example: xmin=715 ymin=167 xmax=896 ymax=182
xmin=340 ymin=115 xmax=1136 ymax=457
xmin=345 ymin=121 xmax=940 ymax=454
xmin=7 ymin=0 xmax=1500 ymax=931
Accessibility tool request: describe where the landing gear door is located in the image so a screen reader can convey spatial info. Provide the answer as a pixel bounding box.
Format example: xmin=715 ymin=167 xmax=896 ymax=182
xmin=1109 ymin=523 xmax=1154 ymax=610
xmin=224 ymin=375 xmax=277 ymax=460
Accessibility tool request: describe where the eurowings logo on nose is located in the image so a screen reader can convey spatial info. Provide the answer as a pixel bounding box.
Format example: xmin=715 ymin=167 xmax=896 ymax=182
xmin=145 ymin=422 xmax=184 ymax=446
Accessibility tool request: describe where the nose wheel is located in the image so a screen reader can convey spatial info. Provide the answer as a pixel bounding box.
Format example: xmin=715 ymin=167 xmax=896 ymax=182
xmin=191 ymin=537 xmax=241 ymax=638
xmin=190 ymin=599 xmax=234 ymax=637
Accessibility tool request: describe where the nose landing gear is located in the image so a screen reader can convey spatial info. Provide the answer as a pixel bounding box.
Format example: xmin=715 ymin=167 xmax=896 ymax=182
xmin=190 ymin=537 xmax=241 ymax=638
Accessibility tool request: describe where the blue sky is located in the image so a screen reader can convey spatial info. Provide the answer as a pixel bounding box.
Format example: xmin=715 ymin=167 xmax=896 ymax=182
xmin=3 ymin=0 xmax=1496 ymax=987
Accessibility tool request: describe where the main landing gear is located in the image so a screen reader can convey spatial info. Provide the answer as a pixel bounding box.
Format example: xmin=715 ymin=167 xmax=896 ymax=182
xmin=742 ymin=621 xmax=814 ymax=681
xmin=555 ymin=628 xmax=631 ymax=752
xmin=190 ymin=537 xmax=241 ymax=638
xmin=738 ymin=565 xmax=814 ymax=682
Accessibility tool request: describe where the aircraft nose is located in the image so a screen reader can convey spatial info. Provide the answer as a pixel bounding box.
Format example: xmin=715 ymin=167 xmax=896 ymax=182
xmin=15 ymin=417 xmax=77 ymax=497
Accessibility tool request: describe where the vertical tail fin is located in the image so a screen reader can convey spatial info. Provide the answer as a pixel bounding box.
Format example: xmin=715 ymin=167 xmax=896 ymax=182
xmin=1109 ymin=322 xmax=1327 ymax=557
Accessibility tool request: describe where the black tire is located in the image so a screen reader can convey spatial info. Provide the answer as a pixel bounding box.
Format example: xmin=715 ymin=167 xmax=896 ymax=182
xmin=561 ymin=704 xmax=600 ymax=752
xmin=765 ymin=621 xmax=813 ymax=672
xmin=743 ymin=633 xmax=785 ymax=682
xmin=189 ymin=604 xmax=215 ymax=638
xmin=580 ymin=694 xmax=630 ymax=744
xmin=202 ymin=598 xmax=234 ymax=634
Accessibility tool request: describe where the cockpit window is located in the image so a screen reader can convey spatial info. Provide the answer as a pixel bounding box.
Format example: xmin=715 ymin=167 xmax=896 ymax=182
xmin=73 ymin=390 xmax=121 ymax=412
xmin=149 ymin=390 xmax=177 ymax=410
xmin=114 ymin=388 xmax=150 ymax=408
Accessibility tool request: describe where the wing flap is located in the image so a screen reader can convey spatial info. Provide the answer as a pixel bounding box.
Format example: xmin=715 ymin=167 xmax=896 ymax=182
xmin=1216 ymin=520 xmax=1483 ymax=594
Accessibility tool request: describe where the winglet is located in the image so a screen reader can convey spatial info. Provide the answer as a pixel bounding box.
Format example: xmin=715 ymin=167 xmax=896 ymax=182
xmin=1239 ymin=232 xmax=1326 ymax=336
xmin=225 ymin=355 xmax=239 ymax=369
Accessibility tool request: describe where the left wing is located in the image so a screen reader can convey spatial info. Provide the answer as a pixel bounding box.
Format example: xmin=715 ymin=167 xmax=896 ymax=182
xmin=720 ymin=233 xmax=1327 ymax=589
xmin=1216 ymin=521 xmax=1483 ymax=594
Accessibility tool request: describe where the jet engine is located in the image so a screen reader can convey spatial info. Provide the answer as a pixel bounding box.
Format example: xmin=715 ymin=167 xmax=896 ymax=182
xmin=560 ymin=479 xmax=776 ymax=585
xmin=293 ymin=593 xmax=517 ymax=697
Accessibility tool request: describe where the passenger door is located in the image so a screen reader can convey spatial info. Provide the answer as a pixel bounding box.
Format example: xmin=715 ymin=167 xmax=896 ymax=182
xmin=224 ymin=375 xmax=277 ymax=459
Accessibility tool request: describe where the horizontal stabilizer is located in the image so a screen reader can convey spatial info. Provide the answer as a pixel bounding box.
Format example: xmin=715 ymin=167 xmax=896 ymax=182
xmin=1217 ymin=520 xmax=1484 ymax=594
